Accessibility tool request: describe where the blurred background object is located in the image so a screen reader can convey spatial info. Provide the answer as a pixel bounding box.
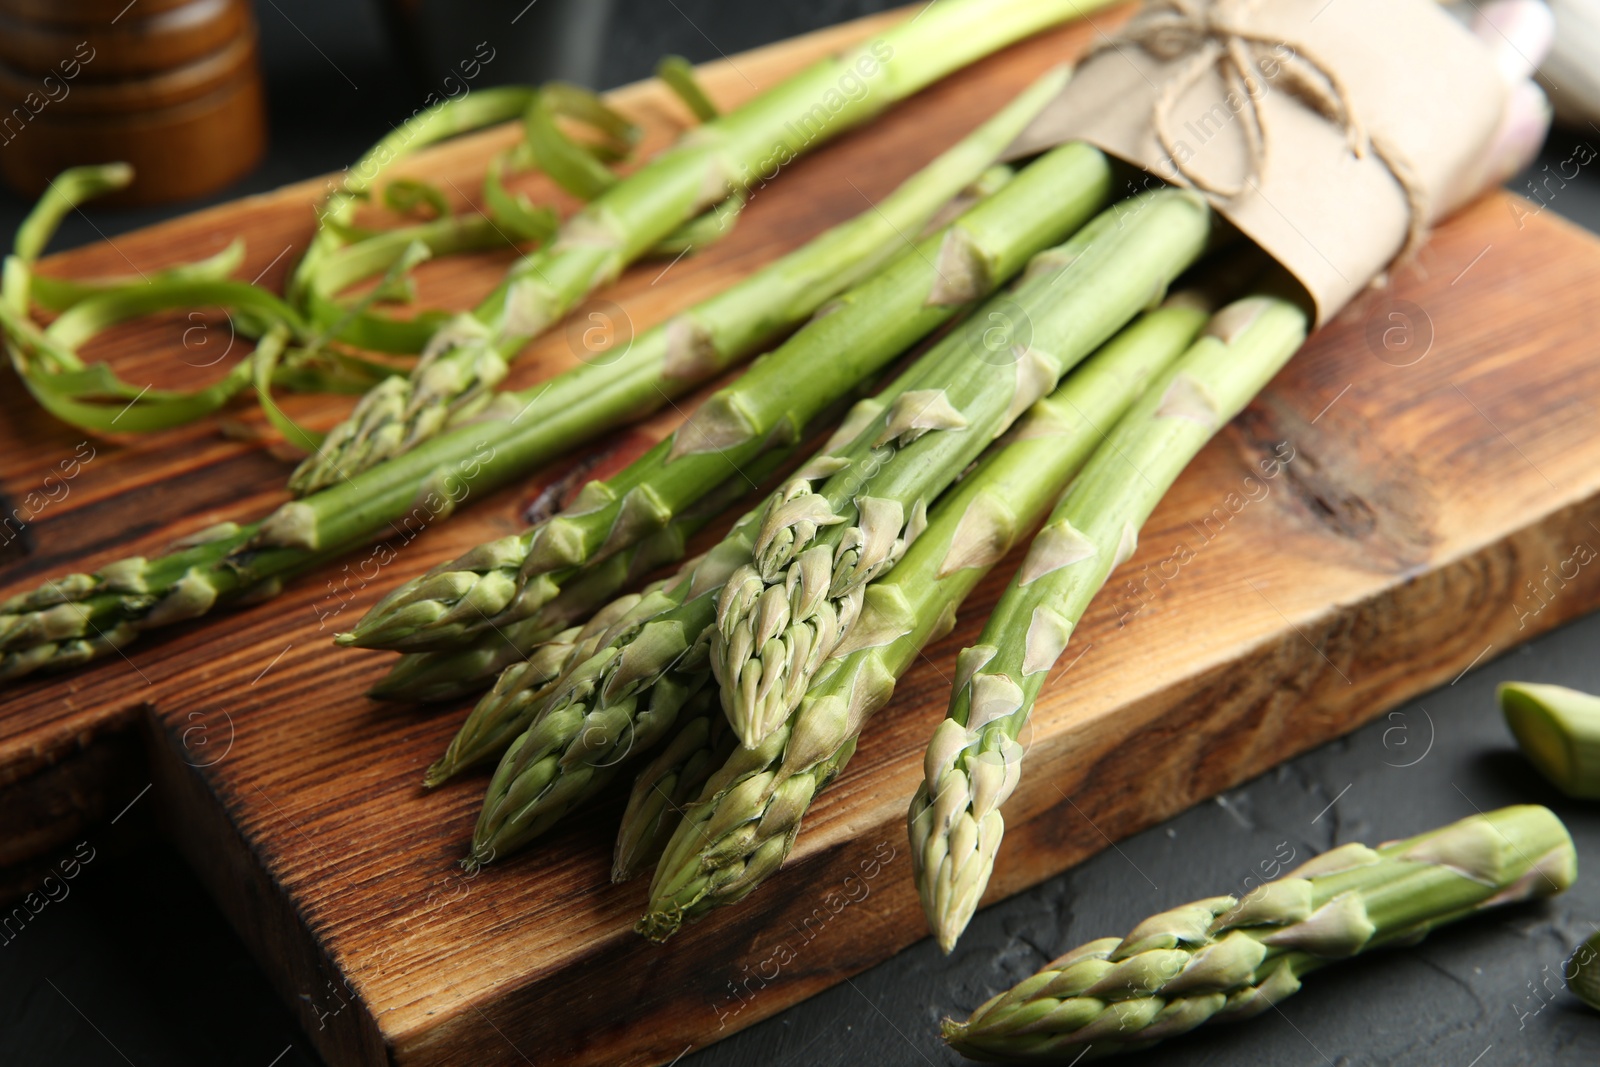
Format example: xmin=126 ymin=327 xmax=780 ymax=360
xmin=375 ymin=0 xmax=614 ymax=91
xmin=1542 ymin=0 xmax=1600 ymax=124
xmin=0 ymin=0 xmax=267 ymax=205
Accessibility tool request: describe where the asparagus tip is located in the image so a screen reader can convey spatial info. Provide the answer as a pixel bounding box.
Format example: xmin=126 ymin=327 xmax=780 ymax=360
xmin=634 ymin=909 xmax=683 ymax=943
xmin=332 ymin=631 xmax=359 ymax=647
xmin=421 ymin=761 xmax=453 ymax=788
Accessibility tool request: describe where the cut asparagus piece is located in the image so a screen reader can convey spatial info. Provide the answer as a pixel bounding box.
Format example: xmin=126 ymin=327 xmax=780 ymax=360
xmin=1500 ymin=681 xmax=1600 ymax=799
xmin=289 ymin=0 xmax=1114 ymax=491
xmin=340 ymin=88 xmax=1112 ymax=655
xmin=1571 ymin=930 xmax=1600 ymax=1013
xmin=636 ymin=296 xmax=1209 ymax=939
xmin=711 ymin=189 xmax=1214 ymax=748
xmin=945 ymin=806 xmax=1575 ymax=1063
xmin=911 ymin=293 xmax=1309 ymax=954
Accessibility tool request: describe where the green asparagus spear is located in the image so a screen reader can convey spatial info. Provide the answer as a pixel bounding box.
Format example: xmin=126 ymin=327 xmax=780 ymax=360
xmin=711 ymin=190 xmax=1214 ymax=748
xmin=289 ymin=0 xmax=1114 ymax=490
xmin=422 ymin=578 xmax=675 ymax=787
xmin=945 ymin=806 xmax=1576 ymax=1063
xmin=915 ymin=295 xmax=1312 ymax=953
xmin=910 ymin=293 xmax=1309 ymax=954
xmin=637 ymin=296 xmax=1210 ymax=939
xmin=1500 ymin=681 xmax=1600 ymax=799
xmin=340 ymin=86 xmax=1112 ymax=655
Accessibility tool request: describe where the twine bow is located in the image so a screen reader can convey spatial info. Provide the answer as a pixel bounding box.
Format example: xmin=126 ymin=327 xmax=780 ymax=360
xmin=1087 ymin=0 xmax=1428 ymax=263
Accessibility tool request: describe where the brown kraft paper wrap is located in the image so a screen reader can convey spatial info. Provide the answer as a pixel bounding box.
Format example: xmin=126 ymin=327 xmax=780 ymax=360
xmin=1008 ymin=0 xmax=1507 ymax=325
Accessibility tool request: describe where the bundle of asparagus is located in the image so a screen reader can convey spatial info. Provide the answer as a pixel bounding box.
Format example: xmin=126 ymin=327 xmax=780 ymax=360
xmin=703 ymin=189 xmax=1214 ymax=747
xmin=0 ymin=69 xmax=1068 ymax=685
xmin=461 ymin=189 xmax=1214 ymax=867
xmin=633 ymin=279 xmax=1304 ymax=938
xmin=910 ymin=289 xmax=1309 ymax=954
xmin=354 ymin=109 xmax=1122 ymax=716
xmin=636 ymin=295 xmax=1215 ymax=932
xmin=341 ymin=80 xmax=1110 ymax=663
xmin=289 ymin=0 xmax=1114 ymax=490
xmin=944 ymin=806 xmax=1575 ymax=1063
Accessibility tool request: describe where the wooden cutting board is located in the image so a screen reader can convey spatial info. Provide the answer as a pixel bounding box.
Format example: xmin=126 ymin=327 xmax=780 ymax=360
xmin=5 ymin=7 xmax=1600 ymax=1066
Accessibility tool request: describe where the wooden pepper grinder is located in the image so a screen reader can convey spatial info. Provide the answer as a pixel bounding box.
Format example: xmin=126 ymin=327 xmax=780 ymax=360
xmin=0 ymin=0 xmax=267 ymax=206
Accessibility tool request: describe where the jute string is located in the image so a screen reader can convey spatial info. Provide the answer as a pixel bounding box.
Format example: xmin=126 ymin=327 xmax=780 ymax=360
xmin=1084 ymin=0 xmax=1429 ymax=264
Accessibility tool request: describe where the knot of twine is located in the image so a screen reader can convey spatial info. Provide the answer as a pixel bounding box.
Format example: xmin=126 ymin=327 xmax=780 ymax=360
xmin=1086 ymin=0 xmax=1428 ymax=264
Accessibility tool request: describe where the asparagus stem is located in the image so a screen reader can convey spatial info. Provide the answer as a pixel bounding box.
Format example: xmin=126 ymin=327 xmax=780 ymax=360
xmin=1500 ymin=682 xmax=1600 ymax=799
xmin=944 ymin=806 xmax=1576 ymax=1063
xmin=910 ymin=293 xmax=1309 ymax=954
xmin=289 ymin=0 xmax=1111 ymax=491
xmin=636 ymin=298 xmax=1210 ymax=939
xmin=340 ymin=80 xmax=1109 ymax=654
xmin=711 ymin=190 xmax=1215 ymax=748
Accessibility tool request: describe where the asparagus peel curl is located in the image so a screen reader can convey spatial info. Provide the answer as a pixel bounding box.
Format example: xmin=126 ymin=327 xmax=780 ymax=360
xmin=944 ymin=806 xmax=1576 ymax=1063
xmin=636 ymin=295 xmax=1212 ymax=939
xmin=910 ymin=291 xmax=1309 ymax=955
xmin=458 ymin=193 xmax=1214 ymax=864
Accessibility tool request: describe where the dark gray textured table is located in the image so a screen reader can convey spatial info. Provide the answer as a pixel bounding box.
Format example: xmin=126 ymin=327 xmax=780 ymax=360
xmin=2 ymin=3 xmax=1598 ymax=1065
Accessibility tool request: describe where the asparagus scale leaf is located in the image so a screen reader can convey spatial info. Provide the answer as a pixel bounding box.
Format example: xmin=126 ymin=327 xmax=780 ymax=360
xmin=944 ymin=806 xmax=1576 ymax=1063
xmin=911 ymin=292 xmax=1309 ymax=954
xmin=636 ymin=296 xmax=1212 ymax=939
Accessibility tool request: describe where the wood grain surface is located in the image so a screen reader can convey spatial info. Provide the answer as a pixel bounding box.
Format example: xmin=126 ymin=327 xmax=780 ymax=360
xmin=5 ymin=6 xmax=1600 ymax=1065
